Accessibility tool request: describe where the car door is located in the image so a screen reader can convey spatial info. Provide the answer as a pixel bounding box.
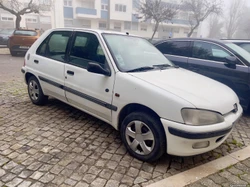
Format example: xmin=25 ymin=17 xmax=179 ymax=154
xmin=32 ymin=30 xmax=72 ymax=102
xmin=188 ymin=41 xmax=249 ymax=108
xmin=64 ymin=31 xmax=115 ymax=123
xmin=155 ymin=41 xmax=191 ymax=69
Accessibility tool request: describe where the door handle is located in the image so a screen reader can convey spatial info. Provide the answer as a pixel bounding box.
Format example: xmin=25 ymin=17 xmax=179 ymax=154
xmin=34 ymin=60 xmax=39 ymax=64
xmin=67 ymin=70 xmax=74 ymax=75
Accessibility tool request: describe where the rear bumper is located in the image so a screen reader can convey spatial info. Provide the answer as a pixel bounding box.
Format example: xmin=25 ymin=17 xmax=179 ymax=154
xmin=10 ymin=45 xmax=30 ymax=52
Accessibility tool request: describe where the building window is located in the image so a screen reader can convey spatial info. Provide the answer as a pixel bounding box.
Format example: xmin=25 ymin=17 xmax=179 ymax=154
xmin=132 ymin=22 xmax=138 ymax=31
xmin=101 ymin=4 xmax=108 ymax=10
xmin=64 ymin=0 xmax=72 ymax=7
xmin=124 ymin=21 xmax=131 ymax=30
xmin=141 ymin=25 xmax=147 ymax=31
xmin=115 ymin=4 xmax=126 ymax=12
xmin=99 ymin=22 xmax=107 ymax=29
xmin=114 ymin=22 xmax=121 ymax=31
xmin=26 ymin=18 xmax=38 ymax=23
xmin=82 ymin=19 xmax=91 ymax=28
xmin=1 ymin=15 xmax=13 ymax=21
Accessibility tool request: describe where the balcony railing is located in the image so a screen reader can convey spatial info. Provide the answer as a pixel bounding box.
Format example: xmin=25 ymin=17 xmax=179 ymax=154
xmin=76 ymin=7 xmax=97 ymax=15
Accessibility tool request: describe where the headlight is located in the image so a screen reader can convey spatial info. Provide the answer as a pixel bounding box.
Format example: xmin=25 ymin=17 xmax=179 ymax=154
xmin=181 ymin=109 xmax=224 ymax=126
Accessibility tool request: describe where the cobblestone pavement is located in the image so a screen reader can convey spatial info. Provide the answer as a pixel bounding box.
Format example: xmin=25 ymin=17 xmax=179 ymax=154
xmin=0 ymin=55 xmax=250 ymax=187
xmin=186 ymin=158 xmax=250 ymax=187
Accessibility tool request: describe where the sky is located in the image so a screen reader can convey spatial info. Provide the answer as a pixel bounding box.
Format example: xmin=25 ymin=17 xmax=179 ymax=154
xmin=199 ymin=0 xmax=250 ymax=37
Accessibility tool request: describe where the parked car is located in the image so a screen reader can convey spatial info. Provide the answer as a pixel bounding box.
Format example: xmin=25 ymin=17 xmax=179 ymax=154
xmin=154 ymin=38 xmax=250 ymax=111
xmin=0 ymin=29 xmax=14 ymax=46
xmin=9 ymin=29 xmax=40 ymax=56
xmin=223 ymin=40 xmax=250 ymax=53
xmin=21 ymin=29 xmax=242 ymax=161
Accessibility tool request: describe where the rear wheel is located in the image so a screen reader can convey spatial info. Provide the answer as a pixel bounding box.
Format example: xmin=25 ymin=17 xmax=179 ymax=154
xmin=28 ymin=76 xmax=48 ymax=105
xmin=10 ymin=50 xmax=17 ymax=56
xmin=120 ymin=112 xmax=166 ymax=162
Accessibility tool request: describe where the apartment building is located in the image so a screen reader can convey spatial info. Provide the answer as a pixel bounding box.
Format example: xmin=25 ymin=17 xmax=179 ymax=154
xmin=61 ymin=0 xmax=198 ymax=38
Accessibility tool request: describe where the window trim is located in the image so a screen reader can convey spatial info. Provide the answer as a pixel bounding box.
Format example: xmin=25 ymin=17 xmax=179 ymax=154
xmin=36 ymin=31 xmax=73 ymax=63
xmin=66 ymin=31 xmax=112 ymax=74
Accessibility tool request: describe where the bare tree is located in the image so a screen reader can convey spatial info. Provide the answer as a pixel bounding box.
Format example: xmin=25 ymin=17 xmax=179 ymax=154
xmin=0 ymin=0 xmax=52 ymax=29
xmin=207 ymin=14 xmax=223 ymax=39
xmin=138 ymin=0 xmax=179 ymax=39
xmin=182 ymin=0 xmax=222 ymax=37
xmin=225 ymin=0 xmax=245 ymax=39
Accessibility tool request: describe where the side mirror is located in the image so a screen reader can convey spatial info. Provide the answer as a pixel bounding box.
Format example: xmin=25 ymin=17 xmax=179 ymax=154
xmin=225 ymin=56 xmax=237 ymax=65
xmin=87 ymin=62 xmax=111 ymax=76
xmin=225 ymin=56 xmax=237 ymax=68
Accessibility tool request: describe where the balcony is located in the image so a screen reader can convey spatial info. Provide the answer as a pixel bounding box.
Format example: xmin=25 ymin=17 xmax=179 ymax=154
xmin=64 ymin=7 xmax=73 ymax=19
xmin=76 ymin=7 xmax=97 ymax=16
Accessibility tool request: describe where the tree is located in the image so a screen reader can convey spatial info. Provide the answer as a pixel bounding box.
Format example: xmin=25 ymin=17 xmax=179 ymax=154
xmin=182 ymin=0 xmax=222 ymax=37
xmin=0 ymin=0 xmax=52 ymax=29
xmin=138 ymin=0 xmax=179 ymax=39
xmin=225 ymin=0 xmax=245 ymax=39
xmin=207 ymin=14 xmax=224 ymax=39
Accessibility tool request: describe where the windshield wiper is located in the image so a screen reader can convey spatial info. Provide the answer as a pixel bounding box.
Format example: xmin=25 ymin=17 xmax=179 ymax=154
xmin=127 ymin=66 xmax=155 ymax=72
xmin=153 ymin=64 xmax=179 ymax=69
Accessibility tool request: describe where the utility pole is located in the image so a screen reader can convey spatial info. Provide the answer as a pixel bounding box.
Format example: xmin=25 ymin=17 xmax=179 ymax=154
xmin=107 ymin=0 xmax=111 ymax=30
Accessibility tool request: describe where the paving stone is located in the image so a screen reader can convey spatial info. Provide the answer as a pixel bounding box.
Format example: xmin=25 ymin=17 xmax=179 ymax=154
xmin=99 ymin=169 xmax=113 ymax=179
xmin=106 ymin=179 xmax=120 ymax=187
xmin=18 ymin=181 xmax=32 ymax=187
xmin=91 ymin=177 xmax=107 ymax=187
xmin=0 ymin=168 xmax=6 ymax=177
xmin=30 ymin=182 xmax=45 ymax=187
xmin=30 ymin=171 xmax=44 ymax=180
xmin=18 ymin=170 xmax=33 ymax=178
xmin=75 ymin=181 xmax=89 ymax=187
xmin=39 ymin=173 xmax=55 ymax=183
xmin=5 ymin=177 xmax=23 ymax=187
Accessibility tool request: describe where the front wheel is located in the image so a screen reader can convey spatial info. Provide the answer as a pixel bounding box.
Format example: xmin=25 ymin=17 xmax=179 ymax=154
xmin=28 ymin=76 xmax=48 ymax=105
xmin=120 ymin=112 xmax=166 ymax=162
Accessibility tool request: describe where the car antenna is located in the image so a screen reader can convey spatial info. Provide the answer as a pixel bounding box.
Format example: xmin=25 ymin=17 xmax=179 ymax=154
xmin=126 ymin=32 xmax=129 ymax=35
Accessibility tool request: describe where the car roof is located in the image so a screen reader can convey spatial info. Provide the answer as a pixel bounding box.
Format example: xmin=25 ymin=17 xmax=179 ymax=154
xmin=52 ymin=28 xmax=137 ymax=36
xmin=222 ymin=39 xmax=250 ymax=43
xmin=153 ymin=37 xmax=231 ymax=45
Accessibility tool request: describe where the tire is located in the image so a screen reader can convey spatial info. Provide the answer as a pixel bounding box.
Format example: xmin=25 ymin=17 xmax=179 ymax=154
xmin=10 ymin=50 xmax=17 ymax=56
xmin=28 ymin=76 xmax=48 ymax=105
xmin=120 ymin=112 xmax=166 ymax=162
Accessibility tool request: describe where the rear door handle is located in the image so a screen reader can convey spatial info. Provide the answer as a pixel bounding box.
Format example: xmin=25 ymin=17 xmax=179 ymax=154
xmin=34 ymin=60 xmax=39 ymax=64
xmin=67 ymin=70 xmax=74 ymax=75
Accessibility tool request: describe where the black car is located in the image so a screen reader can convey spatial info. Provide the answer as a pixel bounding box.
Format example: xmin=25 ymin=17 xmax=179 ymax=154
xmin=223 ymin=40 xmax=250 ymax=53
xmin=154 ymin=38 xmax=250 ymax=110
xmin=0 ymin=29 xmax=14 ymax=46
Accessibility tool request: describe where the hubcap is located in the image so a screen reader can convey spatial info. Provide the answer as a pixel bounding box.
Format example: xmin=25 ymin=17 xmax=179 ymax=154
xmin=125 ymin=120 xmax=155 ymax=155
xmin=29 ymin=80 xmax=39 ymax=101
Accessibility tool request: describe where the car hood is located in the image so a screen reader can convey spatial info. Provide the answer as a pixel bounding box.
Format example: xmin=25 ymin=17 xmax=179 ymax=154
xmin=129 ymin=68 xmax=239 ymax=115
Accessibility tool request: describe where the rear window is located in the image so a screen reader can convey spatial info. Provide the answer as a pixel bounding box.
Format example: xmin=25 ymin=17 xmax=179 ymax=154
xmin=0 ymin=29 xmax=14 ymax=35
xmin=14 ymin=30 xmax=37 ymax=36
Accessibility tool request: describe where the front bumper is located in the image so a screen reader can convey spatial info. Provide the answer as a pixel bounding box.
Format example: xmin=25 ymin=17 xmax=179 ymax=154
xmin=161 ymin=105 xmax=242 ymax=156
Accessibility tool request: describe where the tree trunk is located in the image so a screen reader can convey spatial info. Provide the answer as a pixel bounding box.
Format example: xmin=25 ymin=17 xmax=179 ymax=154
xmin=151 ymin=22 xmax=159 ymax=40
xmin=15 ymin=15 xmax=22 ymax=29
xmin=188 ymin=23 xmax=200 ymax=37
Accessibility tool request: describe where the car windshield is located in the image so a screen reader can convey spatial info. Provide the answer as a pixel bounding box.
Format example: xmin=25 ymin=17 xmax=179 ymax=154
xmin=14 ymin=30 xmax=37 ymax=36
xmin=226 ymin=43 xmax=250 ymax=62
xmin=0 ymin=29 xmax=13 ymax=35
xmin=103 ymin=34 xmax=173 ymax=72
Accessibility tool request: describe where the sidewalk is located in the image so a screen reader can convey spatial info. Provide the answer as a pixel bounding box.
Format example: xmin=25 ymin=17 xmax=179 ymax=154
xmin=187 ymin=158 xmax=250 ymax=187
xmin=0 ymin=47 xmax=10 ymax=55
xmin=147 ymin=146 xmax=250 ymax=187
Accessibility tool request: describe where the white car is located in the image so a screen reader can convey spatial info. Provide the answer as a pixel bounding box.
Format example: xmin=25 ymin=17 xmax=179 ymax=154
xmin=21 ymin=28 xmax=242 ymax=162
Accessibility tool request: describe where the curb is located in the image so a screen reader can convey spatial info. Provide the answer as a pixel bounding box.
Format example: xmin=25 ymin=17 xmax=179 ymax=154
xmin=147 ymin=145 xmax=250 ymax=187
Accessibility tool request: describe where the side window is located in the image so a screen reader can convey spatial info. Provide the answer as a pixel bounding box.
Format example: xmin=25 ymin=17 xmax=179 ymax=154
xmin=36 ymin=31 xmax=71 ymax=62
xmin=156 ymin=41 xmax=190 ymax=57
xmin=192 ymin=41 xmax=231 ymax=63
xmin=69 ymin=32 xmax=107 ymax=69
xmin=239 ymin=43 xmax=250 ymax=53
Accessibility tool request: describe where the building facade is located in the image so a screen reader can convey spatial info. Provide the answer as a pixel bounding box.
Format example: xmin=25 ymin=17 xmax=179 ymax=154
xmin=61 ymin=0 xmax=198 ymax=38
